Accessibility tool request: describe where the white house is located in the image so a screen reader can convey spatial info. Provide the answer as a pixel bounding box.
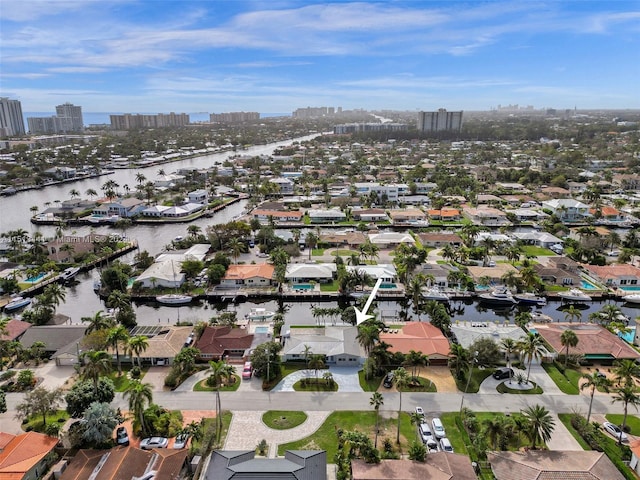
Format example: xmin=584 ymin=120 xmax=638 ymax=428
xmin=285 ymin=263 xmax=337 ymax=284
xmin=541 ymin=198 xmax=591 ymax=222
xmin=281 ymin=326 xmax=364 ymax=365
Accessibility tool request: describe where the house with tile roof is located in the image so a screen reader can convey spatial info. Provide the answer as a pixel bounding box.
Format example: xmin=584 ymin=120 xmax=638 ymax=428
xmin=488 ymin=450 xmax=624 ymax=480
xmin=351 ymin=453 xmax=476 ymax=480
xmin=0 ymin=431 xmax=58 ymax=480
xmin=220 ymin=264 xmax=275 ymax=288
xmin=204 ymin=450 xmax=326 ymax=480
xmin=285 ymin=263 xmax=337 ymax=284
xmin=281 ymin=326 xmax=364 ymax=365
xmin=59 ymin=446 xmax=188 ymax=480
xmin=532 ymin=323 xmax=640 ymax=363
xmin=252 ymin=209 xmax=303 ymax=223
xmin=379 ymin=322 xmax=451 ymax=365
xmin=388 ymin=208 xmax=427 ymax=225
xmin=417 ymin=232 xmax=463 ymax=248
xmin=0 ymin=319 xmax=31 ymax=342
xmin=195 ymin=326 xmax=254 ymax=361
xmin=582 ymin=264 xmax=640 ymax=288
xmin=629 ymin=439 xmax=640 ymax=476
xmin=463 ymin=206 xmax=510 ymax=226
xmin=319 ymin=231 xmax=367 ymax=248
xmin=112 ymin=325 xmax=193 ymax=366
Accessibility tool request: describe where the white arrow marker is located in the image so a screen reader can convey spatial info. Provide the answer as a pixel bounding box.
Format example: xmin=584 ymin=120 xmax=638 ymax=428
xmin=355 ymin=278 xmax=384 ymax=325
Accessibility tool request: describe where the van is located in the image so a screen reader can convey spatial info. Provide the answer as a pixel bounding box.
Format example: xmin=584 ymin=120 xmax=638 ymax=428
xmin=418 ymin=423 xmax=437 ymax=449
xmin=440 ymin=437 xmax=454 ymax=453
xmin=431 ymin=418 xmax=446 ymax=439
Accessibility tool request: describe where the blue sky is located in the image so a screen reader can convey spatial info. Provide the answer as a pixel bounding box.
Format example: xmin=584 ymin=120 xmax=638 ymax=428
xmin=1 ymin=1 xmax=639 ymax=113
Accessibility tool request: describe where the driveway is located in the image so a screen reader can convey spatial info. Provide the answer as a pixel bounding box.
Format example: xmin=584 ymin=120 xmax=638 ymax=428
xmin=479 ymin=363 xmax=562 ymax=395
xmin=35 ymin=363 xmax=76 ymax=390
xmin=272 ymin=366 xmax=363 ymax=392
xmin=143 ymin=366 xmax=171 ymax=391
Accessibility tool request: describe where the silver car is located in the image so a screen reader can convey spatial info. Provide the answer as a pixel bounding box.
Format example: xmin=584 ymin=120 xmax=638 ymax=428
xmin=140 ymin=437 xmax=169 ymax=449
xmin=603 ymin=422 xmax=628 ymax=443
xmin=173 ymin=433 xmax=190 ymax=449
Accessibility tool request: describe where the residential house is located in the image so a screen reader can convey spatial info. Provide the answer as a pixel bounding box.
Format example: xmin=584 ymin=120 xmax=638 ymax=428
xmin=463 ymin=206 xmax=510 ymax=226
xmin=282 ymin=326 xmax=363 ymax=365
xmin=308 ymin=208 xmax=347 ymax=224
xmin=351 ymin=454 xmax=476 ymax=480
xmin=93 ymin=197 xmax=146 ymax=218
xmin=154 ymin=173 xmax=185 ymax=188
xmin=351 ymin=208 xmax=388 ymax=222
xmin=414 ymin=182 xmax=438 ymax=194
xmin=388 ymin=208 xmax=427 ymax=225
xmin=533 ymin=256 xmax=582 ymax=286
xmin=532 ymin=323 xmax=640 ymax=363
xmin=346 ymin=264 xmax=397 ymax=284
xmin=46 ymin=233 xmax=111 ymax=263
xmin=110 ymin=325 xmax=194 ymax=366
xmin=59 ymin=446 xmax=188 ymax=480
xmin=511 ymin=208 xmax=548 ymax=223
xmin=541 ymin=198 xmax=591 ymax=222
xmin=136 ymin=259 xmax=185 ymax=289
xmin=496 ymin=182 xmax=527 ymax=193
xmin=20 ymin=325 xmax=86 ymax=366
xmin=467 ymin=264 xmax=519 ymax=284
xmin=629 ymin=440 xmax=640 ymax=476
xmin=451 ymin=322 xmax=526 ymax=350
xmin=367 ymin=232 xmax=415 ymax=248
xmin=220 ymin=264 xmax=275 ymax=288
xmin=379 ymin=322 xmax=451 ymax=365
xmin=416 ymin=263 xmax=459 ymax=288
xmin=269 ymin=177 xmax=295 ymax=195
xmin=582 ymin=264 xmax=640 ymax=287
xmin=195 ymin=326 xmax=254 ymax=361
xmin=319 ymin=231 xmax=367 ymax=248
xmin=512 ymin=231 xmax=563 ymax=248
xmin=285 ymin=263 xmax=337 ymax=284
xmin=251 ymin=209 xmax=303 ymax=223
xmin=0 ymin=319 xmax=31 ymax=342
xmin=44 ymin=166 xmax=76 ymax=179
xmin=591 ymin=205 xmax=625 ymax=222
xmin=488 ymin=450 xmax=624 ymax=480
xmin=614 ymin=173 xmax=640 ymax=191
xmin=354 ymin=182 xmax=400 ymax=202
xmin=417 ymin=232 xmax=463 ymax=248
xmin=427 ymin=208 xmax=461 ymax=222
xmin=204 ymin=450 xmax=326 ymax=480
xmin=476 ymin=194 xmax=503 ymax=205
xmin=540 ymin=186 xmax=571 ymax=198
xmin=0 ymin=431 xmax=58 ymax=480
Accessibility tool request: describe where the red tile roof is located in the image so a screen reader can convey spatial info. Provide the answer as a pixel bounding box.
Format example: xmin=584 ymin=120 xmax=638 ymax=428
xmin=0 ymin=319 xmax=31 ymax=341
xmin=223 ymin=263 xmax=274 ymax=281
xmin=195 ymin=326 xmax=254 ymax=356
xmin=380 ymin=322 xmax=450 ymax=358
xmin=0 ymin=431 xmax=58 ymax=480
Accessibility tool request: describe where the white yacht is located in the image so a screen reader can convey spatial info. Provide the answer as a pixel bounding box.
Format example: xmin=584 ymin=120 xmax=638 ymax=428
xmin=422 ymin=287 xmax=450 ymax=302
xmin=557 ymin=288 xmax=592 ymax=302
xmin=623 ymin=293 xmax=640 ymax=304
xmin=246 ymin=307 xmax=276 ymax=321
xmin=60 ymin=267 xmax=80 ymax=282
xmin=156 ymin=293 xmax=192 ymax=305
xmin=478 ymin=287 xmax=518 ymax=306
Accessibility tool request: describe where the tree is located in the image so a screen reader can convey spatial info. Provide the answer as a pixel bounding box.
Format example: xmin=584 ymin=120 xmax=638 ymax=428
xmin=16 ymin=387 xmax=63 ymax=427
xmin=127 ymin=335 xmax=149 ymax=367
xmin=612 ymin=385 xmax=640 ymax=444
xmin=449 ymin=343 xmax=469 ymax=379
xmin=124 ymin=380 xmax=153 ymax=436
xmin=250 ymin=341 xmax=282 ymax=383
xmin=0 ymin=391 xmax=6 ymax=414
xmin=82 ymin=402 xmax=119 ymax=446
xmin=308 ymin=354 xmax=325 ymax=383
xmin=518 ymin=333 xmax=545 ymax=384
xmin=207 ymin=359 xmax=235 ymax=440
xmin=356 ymin=322 xmax=379 ymax=357
xmin=107 ymin=325 xmax=129 ymax=375
xmin=408 ymin=440 xmax=427 ymax=461
xmin=468 ymin=337 xmax=502 ymax=367
xmin=500 ymin=338 xmax=517 ymax=384
xmin=393 ymin=367 xmax=409 ymax=444
xmin=483 ymin=416 xmax=506 ymax=450
xmin=369 ymin=392 xmax=384 ymax=449
xmin=81 ymin=350 xmax=112 ymax=396
xmin=65 ymin=378 xmax=115 ymax=418
xmin=560 ymin=330 xmax=579 ymax=367
xmin=522 ymin=404 xmax=555 ymax=449
xmin=173 ymin=346 xmax=200 ymax=377
xmin=82 ymin=310 xmax=115 ymax=334
xmin=613 ymin=359 xmax=640 ymax=387
xmin=563 ymin=305 xmax=582 ymax=324
xmin=581 ymin=372 xmax=612 ymax=423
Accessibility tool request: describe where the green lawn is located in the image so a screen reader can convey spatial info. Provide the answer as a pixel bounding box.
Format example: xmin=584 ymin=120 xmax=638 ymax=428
xmin=311 ymin=248 xmax=324 ymax=256
xmin=107 ymin=366 xmax=149 ymax=392
xmin=278 ymin=411 xmax=414 ymax=459
xmin=358 ymin=370 xmax=384 ymax=392
xmin=22 ymin=410 xmax=69 ymax=433
xmin=331 ymin=249 xmax=358 ymax=256
xmin=399 ymin=376 xmax=437 ymax=393
xmin=192 ymin=412 xmax=233 ymax=454
xmin=193 ymin=375 xmax=241 ymax=392
xmin=542 ymin=363 xmax=580 ymax=394
xmin=452 ymin=367 xmax=494 ymax=393
xmin=496 ymin=381 xmax=543 ymax=394
xmin=262 ymin=411 xmax=308 ymax=430
xmin=606 ymin=414 xmax=640 ymax=435
xmin=521 ymin=245 xmax=556 ymax=256
xmin=293 ymin=378 xmax=338 ymax=391
xmin=319 ymin=281 xmax=339 ymax=292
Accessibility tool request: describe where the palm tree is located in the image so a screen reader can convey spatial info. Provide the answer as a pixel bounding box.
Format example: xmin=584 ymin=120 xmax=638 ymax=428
xmin=127 ymin=335 xmax=149 ymax=367
xmin=305 ymin=232 xmax=318 ymax=260
xmin=124 ymin=380 xmax=153 ymax=436
xmin=356 ymin=322 xmax=379 ymax=357
xmin=308 ymin=354 xmax=325 ymax=383
xmin=207 ymin=359 xmax=235 ymax=438
xmin=82 ymin=310 xmax=115 ymax=334
xmin=106 ymin=325 xmax=129 ymax=375
xmin=518 ymin=333 xmax=545 ymax=384
xmin=302 ymin=344 xmax=312 ymax=369
xmin=560 ymin=329 xmax=579 ymax=367
xmin=563 ymin=305 xmax=582 ymax=323
xmin=483 ymin=416 xmax=506 ymax=450
xmin=522 ymin=404 xmax=555 ymax=449
xmin=500 ymin=338 xmax=517 ymax=384
xmin=449 ymin=343 xmax=469 ymax=379
xmin=370 ymin=392 xmax=384 ymax=449
xmin=581 ymin=371 xmax=612 ymax=422
xmin=612 ymin=385 xmax=640 ymax=444
xmin=81 ymin=350 xmax=112 ymax=395
xmin=85 ymin=188 xmax=98 ymax=201
xmin=393 ymin=367 xmax=409 ymax=444
xmin=613 ymin=359 xmax=640 ymax=387
xmin=226 ymin=237 xmax=245 ymax=264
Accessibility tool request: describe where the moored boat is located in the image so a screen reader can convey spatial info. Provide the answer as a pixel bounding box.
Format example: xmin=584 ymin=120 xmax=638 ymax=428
xmin=557 ymin=288 xmax=592 ymax=302
xmin=422 ymin=286 xmax=450 ymax=302
xmin=246 ymin=307 xmax=276 ymax=321
xmin=3 ymin=296 xmax=31 ymax=312
xmin=156 ymin=293 xmax=193 ymax=305
xmin=623 ymin=293 xmax=640 ymax=304
xmin=60 ymin=267 xmax=80 ymax=281
xmin=514 ymin=292 xmax=547 ymax=306
xmin=478 ymin=287 xmax=518 ymax=306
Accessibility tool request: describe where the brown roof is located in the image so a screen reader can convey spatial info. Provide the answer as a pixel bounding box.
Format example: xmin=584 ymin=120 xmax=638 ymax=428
xmin=352 ymin=454 xmax=476 ymax=480
xmin=380 ymin=322 xmax=450 ymax=358
xmin=195 ymin=325 xmax=254 ymax=356
xmin=488 ymin=450 xmax=625 ymax=480
xmin=417 ymin=233 xmax=463 ymax=243
xmin=584 ymin=264 xmax=640 ymax=281
xmin=223 ymin=263 xmax=275 ymax=281
xmin=0 ymin=319 xmax=31 ymax=341
xmin=111 ymin=326 xmax=193 ymax=360
xmin=60 ymin=446 xmax=187 ymax=480
xmin=0 ymin=431 xmax=58 ymax=480
xmin=532 ymin=323 xmax=639 ymax=360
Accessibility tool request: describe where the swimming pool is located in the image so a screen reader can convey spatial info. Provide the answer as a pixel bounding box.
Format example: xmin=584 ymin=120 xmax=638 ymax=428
xmin=581 ymin=280 xmax=599 ymax=290
xmin=24 ymin=272 xmax=46 ymax=283
xmin=619 ymin=285 xmax=640 ymax=291
xmin=293 ymin=284 xmax=313 ymax=290
xmin=254 ymin=326 xmax=269 ymax=334
xmin=380 ymin=283 xmax=398 ymax=289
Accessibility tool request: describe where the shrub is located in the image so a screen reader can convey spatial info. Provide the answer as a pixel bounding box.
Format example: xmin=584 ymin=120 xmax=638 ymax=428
xmin=164 ymin=370 xmax=179 ymax=389
xmin=257 ymin=439 xmax=268 ymax=456
xmin=0 ymin=370 xmax=16 ymax=381
xmin=130 ymin=366 xmax=141 ymax=379
xmin=45 ymin=423 xmax=60 ymax=437
xmin=408 ymin=441 xmax=427 ymax=462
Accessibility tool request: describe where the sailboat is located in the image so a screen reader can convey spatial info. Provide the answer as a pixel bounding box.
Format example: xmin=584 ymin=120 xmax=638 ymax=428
xmin=156 ymin=261 xmax=192 ymax=305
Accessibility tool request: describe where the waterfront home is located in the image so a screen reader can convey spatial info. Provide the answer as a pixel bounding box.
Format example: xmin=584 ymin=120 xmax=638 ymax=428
xmin=281 ymin=326 xmax=363 ymax=365
xmin=511 ymin=231 xmax=563 ymax=248
xmin=417 ymin=232 xmax=463 ymax=248
xmin=467 ymin=264 xmax=519 ymax=284
xmin=463 ymin=206 xmax=510 ymax=226
xmin=534 ymin=256 xmax=582 ymax=287
xmin=590 ymin=205 xmax=625 ymax=222
xmin=269 ymin=177 xmax=295 ymax=195
xmin=379 ymin=322 xmax=450 ymax=365
xmin=251 ymin=209 xmax=302 ymax=224
xmin=153 ymin=173 xmax=185 ymax=188
xmin=187 ymin=189 xmax=208 ymax=204
xmin=308 ymin=208 xmax=347 ymax=224
xmin=427 ymin=207 xmax=461 ymax=222
xmin=195 ymin=325 xmax=253 ymax=361
xmin=44 ymin=165 xmax=76 ymax=179
xmin=353 ymin=182 xmax=400 ymax=202
xmin=205 ymin=450 xmax=326 ymax=480
xmin=541 ymin=198 xmax=590 ymax=222
xmin=93 ymin=197 xmax=146 ymax=218
xmin=0 ymin=319 xmax=31 ymax=342
xmin=352 ymin=454 xmax=476 ymax=480
xmin=46 ymin=233 xmax=113 ymax=262
xmin=416 ymin=263 xmax=458 ymax=288
xmin=320 ymin=231 xmax=367 ymax=248
xmin=582 ymin=264 xmax=640 ymax=288
xmin=346 ymin=264 xmax=397 ymax=283
xmin=285 ymin=263 xmax=337 ymax=284
xmin=388 ymin=208 xmax=427 ymax=225
xmin=136 ymin=259 xmax=185 ymax=289
xmin=351 ymin=208 xmax=388 ymax=222
xmin=0 ymin=431 xmax=59 ymax=480
xmin=19 ymin=325 xmax=86 ymax=366
xmin=511 ymin=208 xmax=548 ymax=223
xmin=220 ymin=263 xmax=275 ymax=288
xmin=532 ymin=323 xmax=640 ymax=363
xmin=146 ymin=202 xmax=204 ymax=218
xmin=111 ymin=325 xmax=193 ymax=366
xmin=489 ymin=451 xmax=624 ymax=480
xmin=451 ymin=321 xmax=526 ymax=350
xmin=367 ymin=231 xmax=415 ymax=248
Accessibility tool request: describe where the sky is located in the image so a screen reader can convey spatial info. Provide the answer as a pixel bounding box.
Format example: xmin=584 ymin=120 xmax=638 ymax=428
xmin=1 ymin=0 xmax=639 ymax=114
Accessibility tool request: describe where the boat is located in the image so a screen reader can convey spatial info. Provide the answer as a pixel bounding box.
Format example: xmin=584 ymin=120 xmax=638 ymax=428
xmin=514 ymin=292 xmax=547 ymax=306
xmin=623 ymin=294 xmax=640 ymax=304
xmin=156 ymin=293 xmax=192 ymax=305
xmin=246 ymin=307 xmax=276 ymax=321
xmin=422 ymin=286 xmax=450 ymax=302
xmin=478 ymin=287 xmax=518 ymax=306
xmin=557 ymin=288 xmax=592 ymax=302
xmin=3 ymin=296 xmax=31 ymax=312
xmin=60 ymin=267 xmax=80 ymax=282
xmin=531 ymin=312 xmax=553 ymax=323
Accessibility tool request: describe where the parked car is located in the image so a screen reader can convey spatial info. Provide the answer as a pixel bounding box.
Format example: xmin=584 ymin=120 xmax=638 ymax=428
xmin=415 ymin=406 xmax=425 ymax=418
xmin=493 ymin=367 xmax=514 ymax=380
xmin=431 ymin=418 xmax=446 ymax=439
xmin=383 ymin=372 xmax=394 ymax=388
xmin=173 ymin=433 xmax=190 ymax=449
xmin=603 ymin=422 xmax=628 ymax=442
xmin=418 ymin=423 xmax=438 ymax=449
xmin=115 ymin=426 xmax=129 ymax=446
xmin=242 ymin=361 xmax=253 ymax=380
xmin=439 ymin=437 xmax=454 ymax=453
xmin=140 ymin=437 xmax=169 ymax=449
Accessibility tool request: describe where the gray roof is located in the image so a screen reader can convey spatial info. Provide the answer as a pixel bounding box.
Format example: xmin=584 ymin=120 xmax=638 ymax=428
xmin=282 ymin=326 xmax=363 ymax=358
xmin=205 ymin=450 xmax=326 ymax=480
xmin=20 ymin=325 xmax=86 ymax=352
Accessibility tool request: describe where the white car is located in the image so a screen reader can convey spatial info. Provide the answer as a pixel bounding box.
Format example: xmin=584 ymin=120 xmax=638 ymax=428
xmin=432 ymin=418 xmax=446 ymax=439
xmin=603 ymin=422 xmax=628 ymax=442
xmin=140 ymin=437 xmax=168 ymax=449
xmin=440 ymin=437 xmax=454 ymax=453
xmin=415 ymin=406 xmax=425 ymax=417
xmin=418 ymin=423 xmax=438 ymax=449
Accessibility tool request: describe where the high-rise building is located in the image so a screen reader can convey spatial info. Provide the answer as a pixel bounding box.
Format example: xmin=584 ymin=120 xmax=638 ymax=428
xmin=0 ymin=97 xmax=25 ymax=137
xmin=109 ymin=113 xmax=190 ymax=129
xmin=417 ymin=109 xmax=463 ymax=133
xmin=55 ymin=102 xmax=84 ymax=131
xmin=210 ymin=111 xmax=260 ymax=123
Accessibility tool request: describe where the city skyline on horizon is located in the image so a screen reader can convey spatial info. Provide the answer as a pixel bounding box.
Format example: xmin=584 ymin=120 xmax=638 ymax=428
xmin=2 ymin=1 xmax=639 ymax=113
